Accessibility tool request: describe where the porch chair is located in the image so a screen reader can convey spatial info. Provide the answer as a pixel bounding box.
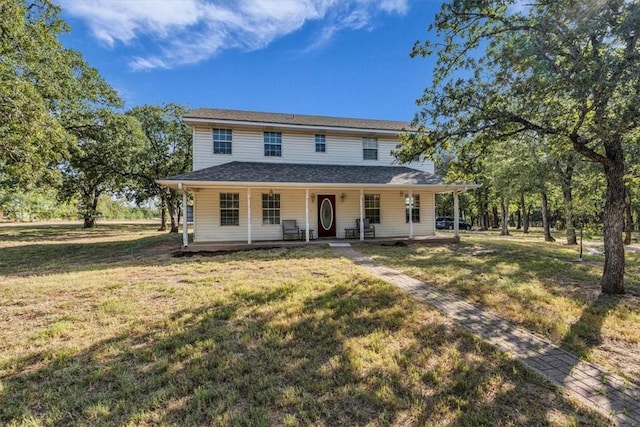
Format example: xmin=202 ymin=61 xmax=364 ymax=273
xmin=355 ymin=218 xmax=375 ymax=239
xmin=282 ymin=219 xmax=300 ymax=240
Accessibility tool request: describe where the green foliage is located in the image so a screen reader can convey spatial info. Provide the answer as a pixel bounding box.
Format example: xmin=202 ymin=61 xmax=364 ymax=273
xmin=60 ymin=110 xmax=146 ymax=227
xmin=126 ymin=104 xmax=192 ymax=231
xmin=399 ymin=0 xmax=639 ymax=293
xmin=0 ymin=0 xmax=120 ymax=190
xmin=126 ymin=104 xmax=192 ymax=198
xmin=0 ymin=188 xmax=76 ymax=221
xmin=97 ymin=198 xmax=158 ymax=220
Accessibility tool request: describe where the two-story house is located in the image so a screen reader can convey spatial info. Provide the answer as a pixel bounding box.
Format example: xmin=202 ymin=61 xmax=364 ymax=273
xmin=157 ymin=108 xmax=476 ymax=246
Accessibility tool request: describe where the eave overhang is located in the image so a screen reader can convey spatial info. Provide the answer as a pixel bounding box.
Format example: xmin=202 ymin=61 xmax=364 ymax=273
xmin=157 ymin=162 xmax=478 ymax=193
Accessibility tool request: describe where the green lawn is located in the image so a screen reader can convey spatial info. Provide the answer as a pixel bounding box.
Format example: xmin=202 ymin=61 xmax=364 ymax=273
xmin=358 ymin=230 xmax=640 ymax=384
xmin=0 ymin=223 xmax=608 ymax=426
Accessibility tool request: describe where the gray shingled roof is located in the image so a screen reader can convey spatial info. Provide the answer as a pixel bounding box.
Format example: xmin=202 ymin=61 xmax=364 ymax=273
xmin=184 ymin=108 xmax=413 ymax=132
xmin=162 ymin=162 xmax=451 ymax=186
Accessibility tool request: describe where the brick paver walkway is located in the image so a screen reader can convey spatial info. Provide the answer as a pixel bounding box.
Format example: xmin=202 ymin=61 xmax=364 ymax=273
xmin=333 ymin=245 xmax=640 ymax=426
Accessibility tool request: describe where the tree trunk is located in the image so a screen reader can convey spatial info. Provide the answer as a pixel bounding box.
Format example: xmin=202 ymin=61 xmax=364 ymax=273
xmin=167 ymin=189 xmax=180 ymax=233
xmin=84 ymin=216 xmax=96 ymax=228
xmin=541 ymin=191 xmax=555 ymax=242
xmin=624 ymin=190 xmax=632 ymax=245
xmin=81 ymin=188 xmax=100 ymax=229
xmin=600 ymin=159 xmax=626 ymax=294
xmin=521 ymin=194 xmax=530 ymax=234
xmin=561 ymin=186 xmax=577 ymax=245
xmin=559 ymin=156 xmax=577 ymax=245
xmin=500 ymin=196 xmax=509 ymax=236
xmin=479 ymin=193 xmax=488 ymax=230
xmin=491 ymin=206 xmax=499 ymax=228
xmin=158 ymin=193 xmax=167 ymax=231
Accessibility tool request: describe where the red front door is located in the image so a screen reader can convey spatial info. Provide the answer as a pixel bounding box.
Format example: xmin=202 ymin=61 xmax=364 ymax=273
xmin=317 ymin=195 xmax=336 ymax=237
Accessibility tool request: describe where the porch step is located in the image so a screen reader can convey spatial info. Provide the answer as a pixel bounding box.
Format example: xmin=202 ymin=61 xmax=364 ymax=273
xmin=328 ymin=242 xmax=351 ymax=248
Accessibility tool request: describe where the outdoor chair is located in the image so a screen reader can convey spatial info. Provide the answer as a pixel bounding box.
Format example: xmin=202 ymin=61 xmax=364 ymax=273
xmin=356 ymin=218 xmax=375 ymax=239
xmin=282 ymin=219 xmax=300 ymax=240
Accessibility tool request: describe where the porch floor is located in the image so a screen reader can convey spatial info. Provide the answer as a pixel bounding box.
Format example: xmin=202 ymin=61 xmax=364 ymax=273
xmin=178 ymin=234 xmax=459 ymax=254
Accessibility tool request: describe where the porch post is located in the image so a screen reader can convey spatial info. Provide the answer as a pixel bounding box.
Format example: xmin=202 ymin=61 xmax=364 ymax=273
xmin=408 ymin=189 xmax=414 ymax=239
xmin=247 ymin=188 xmax=252 ymax=244
xmin=305 ymin=188 xmax=310 ymax=242
xmin=453 ymin=189 xmax=460 ymax=238
xmin=182 ymin=186 xmax=188 ymax=247
xmin=359 ymin=189 xmax=364 ymax=241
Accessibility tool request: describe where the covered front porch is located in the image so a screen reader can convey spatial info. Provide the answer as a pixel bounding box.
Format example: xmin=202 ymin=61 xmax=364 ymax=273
xmin=175 ymin=185 xmax=471 ymax=247
xmin=156 ymin=161 xmax=477 ymax=247
xmin=176 ymin=233 xmax=460 ymax=254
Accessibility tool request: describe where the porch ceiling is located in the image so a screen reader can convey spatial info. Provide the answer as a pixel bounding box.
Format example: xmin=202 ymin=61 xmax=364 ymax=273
xmin=157 ymin=162 xmax=477 ymax=192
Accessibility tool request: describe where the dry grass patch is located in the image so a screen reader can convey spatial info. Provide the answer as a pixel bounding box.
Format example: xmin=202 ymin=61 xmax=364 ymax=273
xmin=0 ymin=224 xmax=608 ymax=425
xmin=359 ymin=232 xmax=640 ymax=383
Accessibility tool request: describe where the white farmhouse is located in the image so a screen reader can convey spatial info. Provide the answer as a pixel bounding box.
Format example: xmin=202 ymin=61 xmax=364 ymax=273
xmin=157 ymin=108 xmax=475 ymax=246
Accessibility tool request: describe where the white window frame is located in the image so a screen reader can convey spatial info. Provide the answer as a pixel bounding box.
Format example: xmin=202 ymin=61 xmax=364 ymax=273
xmin=405 ymin=195 xmax=420 ymax=223
xmin=264 ymin=132 xmax=282 ymax=157
xmin=213 ymin=128 xmax=232 ymax=154
xmin=315 ymin=134 xmax=326 ymax=153
xmin=220 ymin=193 xmax=239 ymax=226
xmin=262 ymin=193 xmax=281 ymax=225
xmin=364 ymin=194 xmax=381 ymax=223
xmin=363 ymin=137 xmax=378 ymax=160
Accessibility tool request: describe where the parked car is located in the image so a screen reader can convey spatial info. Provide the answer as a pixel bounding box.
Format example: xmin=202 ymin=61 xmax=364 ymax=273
xmin=436 ymin=216 xmax=472 ymax=230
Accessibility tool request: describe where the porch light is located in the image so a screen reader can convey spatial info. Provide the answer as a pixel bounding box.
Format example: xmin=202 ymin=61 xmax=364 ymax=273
xmin=310 ymin=193 xmax=316 ymax=202
xmin=269 ymin=189 xmax=273 ymax=196
xmin=399 ymin=191 xmax=404 ymax=197
xmin=340 ymin=193 xmax=346 ymax=202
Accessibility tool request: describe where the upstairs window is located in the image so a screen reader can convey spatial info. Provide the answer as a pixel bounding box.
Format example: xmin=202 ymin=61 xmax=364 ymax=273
xmin=264 ymin=132 xmax=282 ymax=157
xmin=262 ymin=193 xmax=281 ymax=225
xmin=364 ymin=194 xmax=381 ymax=224
xmin=405 ymin=195 xmax=420 ymax=223
xmin=213 ymin=128 xmax=232 ymax=154
xmin=363 ymin=137 xmax=378 ymax=160
xmin=220 ymin=193 xmax=239 ymax=226
xmin=315 ymin=134 xmax=326 ymax=153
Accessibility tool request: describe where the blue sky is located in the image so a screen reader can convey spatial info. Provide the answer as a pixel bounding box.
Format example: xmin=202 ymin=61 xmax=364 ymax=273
xmin=58 ymin=0 xmax=443 ymax=121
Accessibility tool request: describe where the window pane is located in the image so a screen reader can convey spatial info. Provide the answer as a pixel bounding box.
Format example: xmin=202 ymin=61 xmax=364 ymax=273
xmin=213 ymin=129 xmax=232 ymax=154
xmin=405 ymin=195 xmax=420 ymax=223
xmin=264 ymin=132 xmax=282 ymax=157
xmin=364 ymin=194 xmax=381 ymax=224
xmin=363 ymin=149 xmax=378 ymax=160
xmin=262 ymin=193 xmax=281 ymax=225
xmin=220 ymin=193 xmax=239 ymax=226
xmin=315 ymin=134 xmax=326 ymax=153
xmin=363 ymin=137 xmax=378 ymax=160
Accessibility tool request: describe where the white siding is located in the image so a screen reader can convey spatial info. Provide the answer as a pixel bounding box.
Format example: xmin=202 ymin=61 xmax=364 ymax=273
xmin=193 ymin=187 xmax=435 ymax=242
xmin=192 ymin=126 xmax=434 ymax=173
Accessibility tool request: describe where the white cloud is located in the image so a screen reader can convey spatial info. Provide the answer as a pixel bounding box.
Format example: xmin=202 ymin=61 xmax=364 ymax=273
xmin=380 ymin=0 xmax=409 ymax=14
xmin=60 ymin=0 xmax=409 ymax=70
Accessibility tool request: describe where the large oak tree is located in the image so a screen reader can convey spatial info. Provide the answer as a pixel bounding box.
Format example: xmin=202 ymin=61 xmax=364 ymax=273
xmin=1 ymin=0 xmax=119 ymax=190
xmin=127 ymin=105 xmax=192 ymax=232
xmin=60 ymin=110 xmax=146 ymax=228
xmin=397 ymin=0 xmax=639 ymax=294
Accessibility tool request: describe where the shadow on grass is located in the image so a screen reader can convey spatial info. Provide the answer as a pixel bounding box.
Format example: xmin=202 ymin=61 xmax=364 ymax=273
xmin=358 ymin=240 xmax=604 ymax=315
xmin=563 ymin=293 xmax=624 ymax=359
xmin=0 ymin=279 xmax=605 ymax=426
xmin=0 ymin=223 xmax=161 ymax=242
xmin=0 ymin=224 xmax=346 ymax=278
xmin=357 ymin=240 xmax=640 ymax=384
xmin=0 ymin=233 xmax=182 ymax=277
